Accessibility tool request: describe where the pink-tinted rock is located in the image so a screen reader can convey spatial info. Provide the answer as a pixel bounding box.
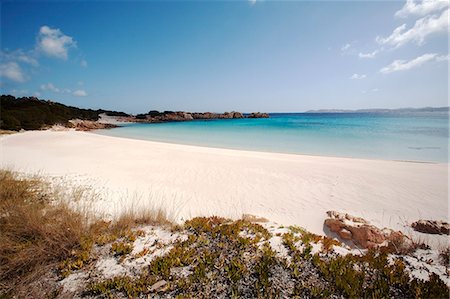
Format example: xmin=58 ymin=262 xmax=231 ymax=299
xmin=338 ymin=228 xmax=352 ymax=240
xmin=347 ymin=225 xmax=385 ymax=248
xmin=324 ymin=210 xmax=407 ymax=249
xmin=324 ymin=218 xmax=345 ymax=233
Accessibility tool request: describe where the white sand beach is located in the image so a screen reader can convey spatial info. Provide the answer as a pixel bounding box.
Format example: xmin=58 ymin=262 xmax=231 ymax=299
xmin=1 ymin=130 xmax=448 ymax=246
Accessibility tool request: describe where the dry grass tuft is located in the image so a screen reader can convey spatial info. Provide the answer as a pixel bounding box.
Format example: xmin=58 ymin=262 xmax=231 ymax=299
xmin=0 ymin=169 xmax=90 ymax=296
xmin=0 ymin=169 xmax=173 ymax=297
xmin=242 ymin=213 xmax=269 ymax=223
xmin=114 ymin=207 xmax=173 ymax=231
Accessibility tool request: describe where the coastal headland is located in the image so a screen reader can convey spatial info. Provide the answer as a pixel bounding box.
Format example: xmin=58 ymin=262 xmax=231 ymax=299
xmin=0 ymin=95 xmax=269 ymax=131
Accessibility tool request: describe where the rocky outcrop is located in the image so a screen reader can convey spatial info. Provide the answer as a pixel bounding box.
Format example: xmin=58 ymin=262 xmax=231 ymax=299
xmin=219 ymin=111 xmax=244 ymax=119
xmin=324 ymin=211 xmax=409 ymax=249
xmin=411 ymin=220 xmax=450 ymax=235
xmin=69 ymin=120 xmax=118 ymax=131
xmin=123 ymin=110 xmax=263 ymax=123
xmin=191 ymin=112 xmax=220 ymax=119
xmin=247 ymin=112 xmax=269 ymax=118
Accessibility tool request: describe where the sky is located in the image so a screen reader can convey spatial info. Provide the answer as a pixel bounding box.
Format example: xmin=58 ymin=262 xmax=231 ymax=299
xmin=1 ymin=0 xmax=448 ymax=113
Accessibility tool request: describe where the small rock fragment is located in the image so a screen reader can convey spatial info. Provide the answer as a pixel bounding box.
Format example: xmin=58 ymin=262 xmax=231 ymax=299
xmin=150 ymin=280 xmax=167 ymax=292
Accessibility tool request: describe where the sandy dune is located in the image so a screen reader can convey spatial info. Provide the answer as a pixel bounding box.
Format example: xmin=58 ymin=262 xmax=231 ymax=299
xmin=1 ymin=130 xmax=448 ymax=246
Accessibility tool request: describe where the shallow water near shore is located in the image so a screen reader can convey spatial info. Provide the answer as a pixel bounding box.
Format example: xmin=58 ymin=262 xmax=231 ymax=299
xmin=97 ymin=112 xmax=449 ymax=163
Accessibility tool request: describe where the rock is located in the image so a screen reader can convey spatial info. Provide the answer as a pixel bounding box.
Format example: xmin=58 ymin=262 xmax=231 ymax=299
xmin=247 ymin=112 xmax=270 ymax=118
xmin=347 ymin=225 xmax=385 ymax=249
xmin=324 ymin=218 xmax=345 ymax=233
xmin=150 ymin=280 xmax=167 ymax=292
xmin=232 ymin=111 xmax=244 ymax=118
xmin=324 ymin=210 xmax=406 ymax=249
xmin=326 ymin=210 xmax=343 ymax=220
xmin=411 ymin=220 xmax=450 ymax=235
xmin=345 ymin=214 xmax=368 ymax=224
xmin=338 ymin=228 xmax=352 ymax=240
xmin=70 ymin=119 xmax=118 ymax=131
xmin=128 ymin=110 xmax=251 ymax=122
xmin=326 ymin=210 xmax=368 ymax=224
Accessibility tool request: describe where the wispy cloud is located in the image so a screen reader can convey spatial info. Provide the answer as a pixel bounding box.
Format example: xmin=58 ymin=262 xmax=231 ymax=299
xmin=40 ymin=82 xmax=88 ymax=97
xmin=1 ymin=50 xmax=39 ymax=67
xmin=80 ymin=59 xmax=88 ymax=67
xmin=436 ymin=54 xmax=449 ymax=61
xmin=380 ymin=53 xmax=438 ymax=74
xmin=362 ymin=88 xmax=379 ymax=94
xmin=358 ymin=50 xmax=379 ymax=59
xmin=341 ymin=43 xmax=351 ymax=52
xmin=376 ymin=9 xmax=449 ymax=48
xmin=0 ymin=62 xmax=26 ymax=82
xmin=37 ymin=26 xmax=76 ymax=60
xmin=350 ymin=73 xmax=367 ymax=79
xmin=395 ymin=0 xmax=449 ymax=18
xmin=73 ymin=89 xmax=87 ymax=97
xmin=40 ymin=82 xmax=60 ymax=93
xmin=9 ymin=89 xmax=29 ymax=97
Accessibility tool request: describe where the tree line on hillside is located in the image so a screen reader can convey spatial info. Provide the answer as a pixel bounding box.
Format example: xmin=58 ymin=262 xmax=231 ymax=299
xmin=0 ymin=95 xmax=129 ymax=131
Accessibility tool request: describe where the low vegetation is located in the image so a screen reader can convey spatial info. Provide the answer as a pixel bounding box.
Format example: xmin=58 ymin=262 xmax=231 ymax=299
xmin=0 ymin=169 xmax=448 ymax=298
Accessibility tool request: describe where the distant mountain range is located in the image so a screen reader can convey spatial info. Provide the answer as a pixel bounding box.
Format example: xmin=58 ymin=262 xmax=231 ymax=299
xmin=305 ymin=107 xmax=450 ymax=113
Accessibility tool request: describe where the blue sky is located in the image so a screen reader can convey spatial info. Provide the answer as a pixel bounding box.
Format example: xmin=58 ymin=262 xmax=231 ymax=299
xmin=1 ymin=1 xmax=448 ymax=113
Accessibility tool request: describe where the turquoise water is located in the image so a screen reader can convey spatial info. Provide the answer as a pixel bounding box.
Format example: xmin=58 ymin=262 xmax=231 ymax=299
xmin=97 ymin=112 xmax=449 ymax=162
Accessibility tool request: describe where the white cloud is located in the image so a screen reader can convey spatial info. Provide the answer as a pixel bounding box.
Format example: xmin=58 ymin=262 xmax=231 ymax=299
xmin=358 ymin=50 xmax=379 ymax=59
xmin=436 ymin=54 xmax=449 ymax=61
xmin=341 ymin=43 xmax=351 ymax=51
xmin=40 ymin=83 xmax=60 ymax=93
xmin=73 ymin=89 xmax=87 ymax=97
xmin=0 ymin=62 xmax=26 ymax=82
xmin=376 ymin=9 xmax=449 ymax=48
xmin=1 ymin=50 xmax=39 ymax=67
xmin=362 ymin=88 xmax=380 ymax=94
xmin=395 ymin=0 xmax=449 ymax=18
xmin=40 ymin=83 xmax=87 ymax=96
xmin=37 ymin=26 xmax=76 ymax=60
xmin=80 ymin=59 xmax=88 ymax=67
xmin=350 ymin=73 xmax=367 ymax=79
xmin=248 ymin=0 xmax=257 ymax=5
xmin=10 ymin=89 xmax=29 ymax=96
xmin=380 ymin=53 xmax=437 ymax=73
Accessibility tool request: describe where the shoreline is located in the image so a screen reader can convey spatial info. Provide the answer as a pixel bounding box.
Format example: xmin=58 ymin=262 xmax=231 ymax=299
xmin=4 ymin=127 xmax=446 ymax=165
xmin=1 ymin=130 xmax=448 ymax=248
xmin=95 ymin=129 xmax=443 ymax=164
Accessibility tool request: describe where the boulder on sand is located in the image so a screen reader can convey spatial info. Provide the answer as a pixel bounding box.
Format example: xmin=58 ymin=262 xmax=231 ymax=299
xmin=324 ymin=210 xmax=409 ymax=249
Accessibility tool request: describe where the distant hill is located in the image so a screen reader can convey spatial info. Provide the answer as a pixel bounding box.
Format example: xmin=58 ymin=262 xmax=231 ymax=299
xmin=0 ymin=95 xmax=129 ymax=131
xmin=305 ymin=107 xmax=450 ymax=113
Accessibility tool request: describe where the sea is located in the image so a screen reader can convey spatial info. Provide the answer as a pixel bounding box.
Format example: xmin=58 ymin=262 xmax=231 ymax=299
xmin=96 ymin=112 xmax=449 ymax=163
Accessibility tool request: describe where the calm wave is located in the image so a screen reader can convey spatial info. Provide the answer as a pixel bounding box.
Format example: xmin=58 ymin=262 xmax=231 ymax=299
xmin=96 ymin=112 xmax=449 ymax=162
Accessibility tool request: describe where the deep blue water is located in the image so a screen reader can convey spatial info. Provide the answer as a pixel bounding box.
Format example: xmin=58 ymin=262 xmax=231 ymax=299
xmin=96 ymin=112 xmax=449 ymax=162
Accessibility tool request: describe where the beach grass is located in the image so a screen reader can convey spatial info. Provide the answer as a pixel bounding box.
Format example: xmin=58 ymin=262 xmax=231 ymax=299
xmin=0 ymin=169 xmax=172 ymax=297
